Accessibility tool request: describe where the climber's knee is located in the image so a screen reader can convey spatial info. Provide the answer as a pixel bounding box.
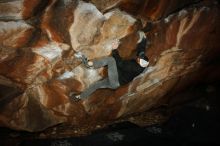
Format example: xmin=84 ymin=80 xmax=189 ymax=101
xmin=110 ymin=82 xmax=120 ymax=89
xmin=105 ymin=56 xmax=115 ymax=63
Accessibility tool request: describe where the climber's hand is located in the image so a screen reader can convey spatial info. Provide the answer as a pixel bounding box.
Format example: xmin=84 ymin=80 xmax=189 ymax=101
xmin=137 ymin=31 xmax=146 ymax=43
xmin=112 ymin=39 xmax=120 ymax=50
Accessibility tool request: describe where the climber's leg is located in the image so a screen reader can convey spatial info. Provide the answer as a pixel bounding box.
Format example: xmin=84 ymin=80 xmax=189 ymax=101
xmin=93 ymin=56 xmax=120 ymax=89
xmin=79 ymin=78 xmax=111 ymax=99
xmin=76 ymin=57 xmax=120 ymax=99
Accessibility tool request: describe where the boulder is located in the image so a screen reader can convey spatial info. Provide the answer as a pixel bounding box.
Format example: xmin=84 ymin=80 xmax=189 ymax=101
xmin=0 ymin=0 xmax=219 ymax=133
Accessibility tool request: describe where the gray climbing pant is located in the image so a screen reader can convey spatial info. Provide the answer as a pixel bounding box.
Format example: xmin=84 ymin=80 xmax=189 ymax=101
xmin=80 ymin=56 xmax=120 ymax=99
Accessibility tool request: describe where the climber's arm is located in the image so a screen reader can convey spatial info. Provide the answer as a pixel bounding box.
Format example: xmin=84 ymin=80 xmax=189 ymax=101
xmin=136 ymin=30 xmax=151 ymax=57
xmin=112 ymin=49 xmax=122 ymax=63
xmin=136 ymin=37 xmax=147 ymax=56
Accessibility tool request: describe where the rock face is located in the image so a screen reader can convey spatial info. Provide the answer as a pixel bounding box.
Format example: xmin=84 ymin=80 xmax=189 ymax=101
xmin=0 ymin=0 xmax=46 ymax=20
xmin=0 ymin=0 xmax=220 ymax=132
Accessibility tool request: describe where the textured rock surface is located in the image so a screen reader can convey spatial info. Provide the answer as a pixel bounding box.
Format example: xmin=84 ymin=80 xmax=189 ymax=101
xmin=0 ymin=21 xmax=34 ymax=62
xmin=0 ymin=0 xmax=46 ymax=20
xmin=0 ymin=0 xmax=220 ymax=132
xmin=89 ymin=0 xmax=201 ymax=20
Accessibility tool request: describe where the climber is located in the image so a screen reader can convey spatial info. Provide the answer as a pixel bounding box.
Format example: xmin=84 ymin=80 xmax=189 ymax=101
xmin=72 ymin=31 xmax=149 ymax=101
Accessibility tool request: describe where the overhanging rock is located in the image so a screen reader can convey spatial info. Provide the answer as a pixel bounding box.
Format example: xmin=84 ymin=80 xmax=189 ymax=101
xmin=0 ymin=0 xmax=220 ymax=132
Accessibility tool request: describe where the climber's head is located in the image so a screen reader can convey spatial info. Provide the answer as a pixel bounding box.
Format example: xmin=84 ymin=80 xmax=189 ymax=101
xmin=137 ymin=52 xmax=149 ymax=68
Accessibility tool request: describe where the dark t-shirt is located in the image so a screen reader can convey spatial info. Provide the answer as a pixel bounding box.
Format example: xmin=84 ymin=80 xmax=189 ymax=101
xmin=112 ymin=38 xmax=147 ymax=85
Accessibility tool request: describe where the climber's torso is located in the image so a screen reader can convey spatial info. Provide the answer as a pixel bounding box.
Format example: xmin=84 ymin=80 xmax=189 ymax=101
xmin=112 ymin=49 xmax=145 ymax=85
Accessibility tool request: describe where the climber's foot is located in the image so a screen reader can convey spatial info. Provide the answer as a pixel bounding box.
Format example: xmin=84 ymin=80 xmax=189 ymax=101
xmin=72 ymin=95 xmax=81 ymax=102
xmin=69 ymin=92 xmax=81 ymax=102
xmin=87 ymin=61 xmax=94 ymax=68
xmin=74 ymin=95 xmax=81 ymax=102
